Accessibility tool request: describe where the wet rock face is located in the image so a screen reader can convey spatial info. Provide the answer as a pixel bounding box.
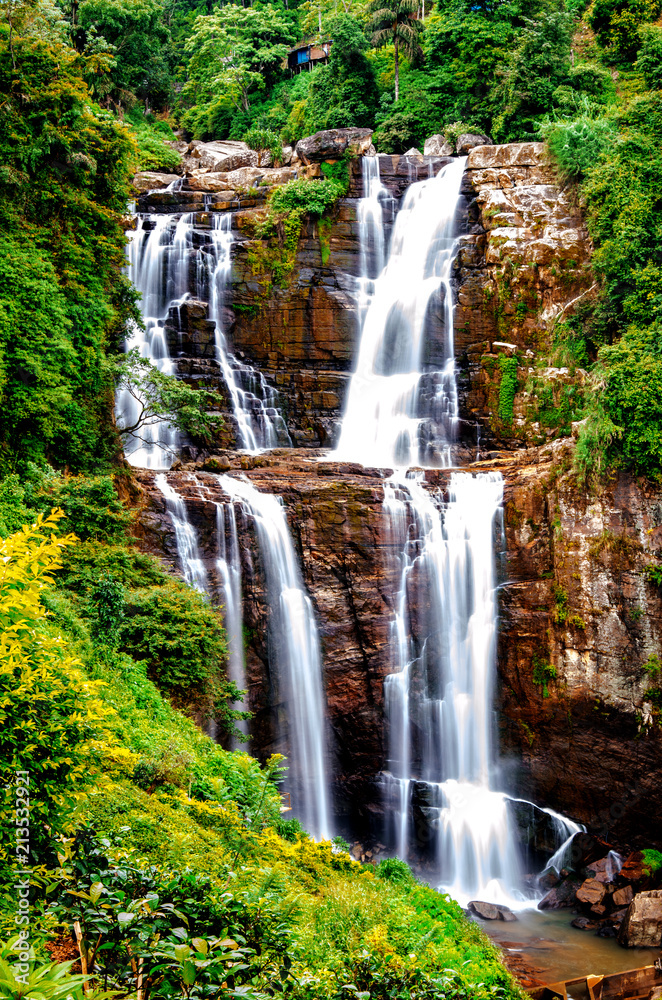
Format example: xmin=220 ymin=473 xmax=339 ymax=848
xmin=498 ymin=444 xmax=662 ymax=848
xmin=134 ymin=142 xmax=589 ymax=455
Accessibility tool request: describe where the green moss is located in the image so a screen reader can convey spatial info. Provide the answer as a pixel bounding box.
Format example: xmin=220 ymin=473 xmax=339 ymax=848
xmin=498 ymin=355 xmax=519 ymax=424
xmin=532 ymin=653 xmax=557 ymax=697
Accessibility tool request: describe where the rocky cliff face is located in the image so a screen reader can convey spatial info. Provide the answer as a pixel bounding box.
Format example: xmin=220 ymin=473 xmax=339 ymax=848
xmin=130 ymin=139 xmax=662 ymax=853
xmin=498 ymin=443 xmax=662 ymax=848
xmin=134 ymin=445 xmax=662 ymax=851
xmin=134 ymin=141 xmax=592 ymax=455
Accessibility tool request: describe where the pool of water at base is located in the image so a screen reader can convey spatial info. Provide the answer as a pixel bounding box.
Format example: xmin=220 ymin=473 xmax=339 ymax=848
xmin=480 ymin=908 xmax=661 ymax=985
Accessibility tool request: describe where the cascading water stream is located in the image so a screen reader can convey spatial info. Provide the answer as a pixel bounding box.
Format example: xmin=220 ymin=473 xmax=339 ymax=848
xmin=214 ymin=496 xmax=248 ymax=743
xmin=338 ymin=155 xmax=576 ymax=904
xmin=117 ymin=208 xmax=290 ymax=468
xmin=217 ymin=475 xmax=331 ymax=841
xmin=116 ymin=216 xmax=183 ymax=468
xmin=335 ymin=157 xmax=465 ymax=469
xmin=155 ymin=473 xmax=209 ymax=592
xmin=207 ymin=214 xmax=291 ymax=452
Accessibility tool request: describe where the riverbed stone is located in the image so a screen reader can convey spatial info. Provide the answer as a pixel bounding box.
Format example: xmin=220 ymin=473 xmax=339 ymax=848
xmin=613 ymin=885 xmax=634 ymax=907
xmin=618 ymin=891 xmax=662 ymax=947
xmin=577 ymin=879 xmax=608 ymax=906
xmin=469 ymin=900 xmax=501 ymax=919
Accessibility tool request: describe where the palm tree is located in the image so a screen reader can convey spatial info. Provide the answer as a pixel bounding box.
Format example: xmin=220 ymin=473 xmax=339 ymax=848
xmin=368 ymin=0 xmax=422 ymax=103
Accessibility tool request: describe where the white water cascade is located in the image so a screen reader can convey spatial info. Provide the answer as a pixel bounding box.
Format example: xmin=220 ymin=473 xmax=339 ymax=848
xmin=218 ymin=475 xmax=331 ymax=840
xmin=214 ymin=496 xmax=248 ymax=742
xmin=338 ymin=155 xmax=575 ymax=904
xmin=334 ymin=157 xmax=466 ymax=469
xmin=117 ymin=216 xmax=184 ymax=468
xmin=117 ymin=210 xmax=290 ymax=469
xmin=207 ymin=214 xmax=291 ymax=452
xmin=155 ymin=473 xmax=209 ymax=592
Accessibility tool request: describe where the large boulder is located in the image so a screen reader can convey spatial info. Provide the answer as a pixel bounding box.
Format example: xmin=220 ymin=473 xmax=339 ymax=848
xmin=468 ymin=901 xmax=517 ymax=921
xmin=424 ymin=134 xmax=454 ymax=156
xmin=185 ymin=141 xmax=258 ymax=174
xmin=538 ymin=876 xmax=582 ymax=909
xmin=456 ymin=132 xmax=492 ymax=155
xmin=618 ymin=890 xmax=662 ymax=947
xmin=131 ymin=171 xmax=180 ymax=192
xmin=576 ymin=878 xmax=607 ymax=907
xmin=295 ymin=128 xmax=373 ymax=164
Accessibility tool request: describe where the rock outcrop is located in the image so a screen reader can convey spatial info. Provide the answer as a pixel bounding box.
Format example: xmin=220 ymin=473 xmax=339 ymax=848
xmin=295 ymin=127 xmax=373 ymax=163
xmin=619 ymin=891 xmax=662 ymax=947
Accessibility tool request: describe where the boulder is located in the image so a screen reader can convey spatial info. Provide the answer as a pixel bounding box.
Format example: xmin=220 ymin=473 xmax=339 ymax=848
xmin=538 ymin=877 xmax=582 ymax=909
xmin=620 ymin=851 xmax=648 ymax=884
xmin=468 ymin=900 xmax=500 ymax=920
xmin=424 ymin=134 xmax=454 ymax=156
xmin=466 ymin=141 xmax=545 ymax=170
xmin=222 ymin=166 xmax=266 ymax=190
xmin=571 ymin=916 xmax=598 ymax=930
xmin=131 ymin=171 xmax=180 ymax=193
xmin=165 ymin=140 xmax=189 ymax=155
xmin=187 ymin=172 xmax=237 ymax=193
xmin=456 ymin=132 xmax=491 ymax=155
xmin=187 ymin=140 xmax=258 ymax=173
xmin=618 ymin=891 xmax=662 ymax=948
xmin=576 ymin=878 xmax=607 ymax=907
xmin=281 ymin=145 xmax=294 ymax=166
xmin=496 ymin=905 xmax=518 ymax=922
xmin=613 ymin=885 xmax=634 ymax=908
xmin=295 ymin=128 xmax=373 ymax=164
xmin=403 ymin=147 xmax=423 ymax=156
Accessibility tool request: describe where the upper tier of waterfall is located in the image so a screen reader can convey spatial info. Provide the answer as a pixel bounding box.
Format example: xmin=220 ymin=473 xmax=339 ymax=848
xmin=334 ymin=156 xmax=466 ymax=470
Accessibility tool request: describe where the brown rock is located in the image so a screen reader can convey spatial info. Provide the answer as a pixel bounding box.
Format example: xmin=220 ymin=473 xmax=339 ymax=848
xmin=295 ymin=128 xmax=373 ymax=164
xmin=424 ymin=134 xmax=454 ymax=156
xmin=469 ymin=900 xmax=501 ymax=920
xmin=456 ymin=132 xmax=491 ymax=155
xmin=131 ymin=171 xmax=179 ymax=192
xmin=576 ymin=878 xmax=607 ymax=907
xmin=618 ymin=891 xmax=662 ymax=947
xmin=613 ymin=885 xmax=634 ymax=907
xmin=466 ymin=141 xmax=546 ymax=169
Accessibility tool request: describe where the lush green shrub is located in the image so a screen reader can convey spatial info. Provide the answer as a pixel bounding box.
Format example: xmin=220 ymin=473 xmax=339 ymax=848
xmin=269 ymin=177 xmax=345 ymax=217
xmin=542 ymin=113 xmax=617 ymax=179
xmin=243 ymin=126 xmax=281 ymax=166
xmin=636 ymin=24 xmax=662 ymax=89
xmin=590 ymin=0 xmax=662 ymax=63
xmin=118 ymin=582 xmax=246 ymax=738
xmin=0 ymin=513 xmax=111 ymax=867
xmin=498 ymin=355 xmax=518 ymax=424
xmin=126 ymin=110 xmax=181 ymax=172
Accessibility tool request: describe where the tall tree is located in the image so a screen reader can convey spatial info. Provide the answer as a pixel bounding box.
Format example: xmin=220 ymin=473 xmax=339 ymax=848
xmin=368 ymin=0 xmax=421 ymax=101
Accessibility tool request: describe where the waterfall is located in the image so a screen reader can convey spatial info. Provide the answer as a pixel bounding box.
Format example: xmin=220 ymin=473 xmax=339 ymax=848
xmin=207 ymin=214 xmax=292 ymax=452
xmin=214 ymin=497 xmax=248 ymax=743
xmin=217 ymin=475 xmax=331 ymax=840
xmin=116 ymin=216 xmax=182 ymax=468
xmin=118 ymin=209 xmax=290 ymax=469
xmin=334 ymin=157 xmax=465 ymax=469
xmin=382 ymin=471 xmax=524 ymax=904
xmin=336 ymin=154 xmax=577 ymax=905
xmin=356 ymin=156 xmax=393 ymax=324
xmin=155 ymin=473 xmax=208 ymax=592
